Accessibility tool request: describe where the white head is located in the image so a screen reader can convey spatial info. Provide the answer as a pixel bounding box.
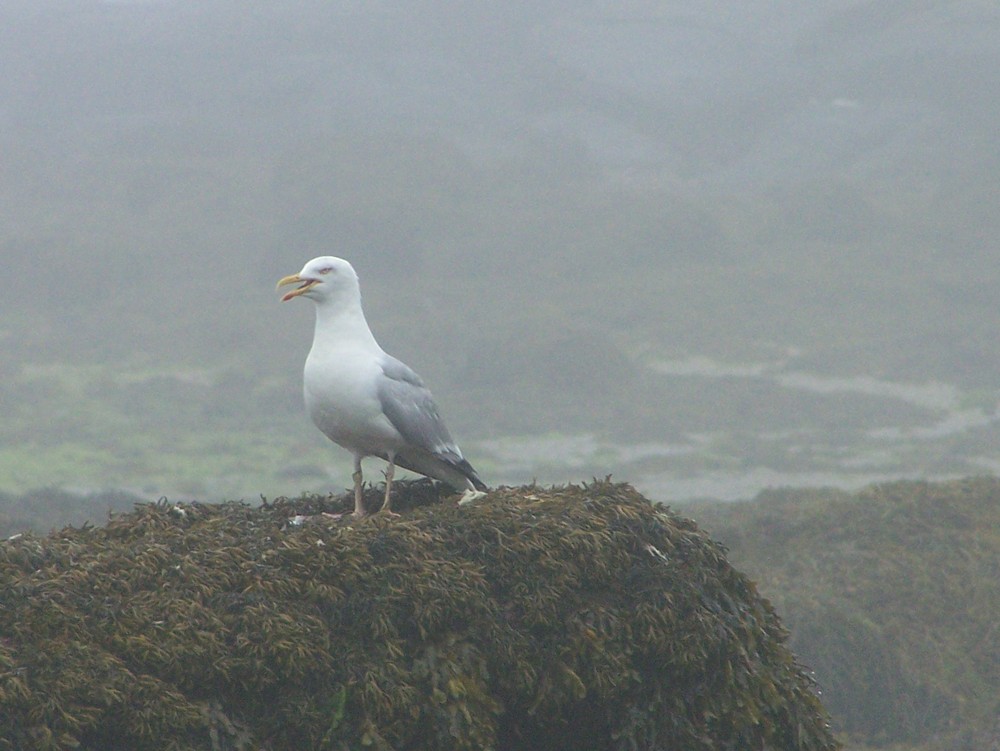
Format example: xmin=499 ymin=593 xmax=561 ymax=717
xmin=276 ymin=256 xmax=361 ymax=305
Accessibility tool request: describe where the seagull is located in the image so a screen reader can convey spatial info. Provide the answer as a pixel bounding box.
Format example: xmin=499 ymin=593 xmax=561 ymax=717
xmin=278 ymin=256 xmax=487 ymax=516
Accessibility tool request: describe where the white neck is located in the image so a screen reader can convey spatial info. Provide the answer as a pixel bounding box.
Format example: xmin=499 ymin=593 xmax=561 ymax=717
xmin=311 ymin=292 xmax=381 ymax=353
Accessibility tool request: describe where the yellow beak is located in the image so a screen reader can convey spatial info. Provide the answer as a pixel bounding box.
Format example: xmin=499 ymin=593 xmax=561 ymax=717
xmin=276 ymin=274 xmax=319 ymax=302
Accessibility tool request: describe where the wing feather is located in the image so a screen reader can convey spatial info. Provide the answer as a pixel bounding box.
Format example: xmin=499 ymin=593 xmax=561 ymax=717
xmin=377 ymin=356 xmax=461 ymax=459
xmin=377 ymin=356 xmax=488 ymax=490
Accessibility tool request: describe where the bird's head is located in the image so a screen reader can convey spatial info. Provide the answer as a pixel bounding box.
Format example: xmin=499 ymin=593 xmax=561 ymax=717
xmin=277 ymin=256 xmax=359 ymax=303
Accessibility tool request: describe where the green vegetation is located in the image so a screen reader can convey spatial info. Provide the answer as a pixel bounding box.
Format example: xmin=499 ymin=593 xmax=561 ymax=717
xmin=680 ymin=477 xmax=1000 ymax=751
xmin=0 ymin=362 xmax=337 ymax=500
xmin=0 ymin=481 xmax=837 ymax=750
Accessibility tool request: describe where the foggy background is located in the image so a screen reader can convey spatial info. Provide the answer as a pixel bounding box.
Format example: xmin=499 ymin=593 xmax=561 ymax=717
xmin=2 ymin=0 xmax=999 ymax=503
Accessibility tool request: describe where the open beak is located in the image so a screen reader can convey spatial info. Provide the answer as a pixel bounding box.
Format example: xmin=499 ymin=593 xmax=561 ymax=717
xmin=276 ymin=274 xmax=319 ymax=302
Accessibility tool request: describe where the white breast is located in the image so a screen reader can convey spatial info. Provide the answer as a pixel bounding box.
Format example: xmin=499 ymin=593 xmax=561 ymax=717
xmin=303 ymin=345 xmax=403 ymax=456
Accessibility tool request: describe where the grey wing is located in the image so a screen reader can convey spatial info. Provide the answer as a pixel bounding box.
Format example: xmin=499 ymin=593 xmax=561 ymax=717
xmin=377 ymin=356 xmax=463 ymax=460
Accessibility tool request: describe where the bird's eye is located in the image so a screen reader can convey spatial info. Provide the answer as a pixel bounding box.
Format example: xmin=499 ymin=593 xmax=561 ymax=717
xmin=318 ymin=267 xmax=334 ymax=275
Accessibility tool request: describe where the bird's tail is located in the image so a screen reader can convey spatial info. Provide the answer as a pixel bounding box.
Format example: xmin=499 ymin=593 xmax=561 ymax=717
xmin=445 ymin=455 xmax=488 ymax=492
xmin=463 ymin=464 xmax=488 ymax=492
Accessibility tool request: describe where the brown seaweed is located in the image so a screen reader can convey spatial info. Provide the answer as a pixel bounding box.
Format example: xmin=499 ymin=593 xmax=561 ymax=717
xmin=0 ymin=480 xmax=837 ymax=750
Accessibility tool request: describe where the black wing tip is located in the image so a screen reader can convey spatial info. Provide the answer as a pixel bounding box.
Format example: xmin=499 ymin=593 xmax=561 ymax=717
xmin=453 ymin=457 xmax=488 ymax=492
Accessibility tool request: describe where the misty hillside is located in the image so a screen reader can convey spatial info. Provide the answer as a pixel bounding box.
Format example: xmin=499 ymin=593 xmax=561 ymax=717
xmin=2 ymin=0 xmax=999 ymax=500
xmin=4 ymin=1 xmax=998 ymax=183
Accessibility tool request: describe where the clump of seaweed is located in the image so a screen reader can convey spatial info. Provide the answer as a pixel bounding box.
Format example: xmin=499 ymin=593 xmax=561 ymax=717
xmin=0 ymin=480 xmax=838 ymax=750
xmin=684 ymin=477 xmax=1000 ymax=749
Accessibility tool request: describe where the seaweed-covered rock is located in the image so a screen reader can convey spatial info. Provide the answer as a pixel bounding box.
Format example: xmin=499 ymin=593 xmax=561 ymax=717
xmin=0 ymin=480 xmax=837 ymax=750
xmin=684 ymin=477 xmax=1000 ymax=749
